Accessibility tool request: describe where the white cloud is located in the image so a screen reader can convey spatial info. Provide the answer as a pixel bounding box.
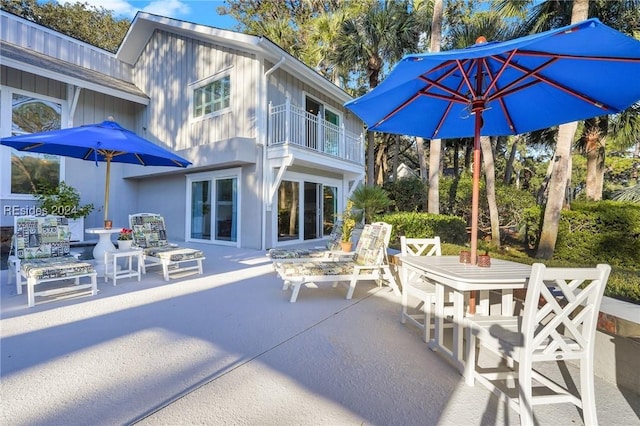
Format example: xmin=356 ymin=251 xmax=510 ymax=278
xmin=54 ymin=1 xmax=192 ymax=19
xmin=143 ymin=0 xmax=191 ymax=17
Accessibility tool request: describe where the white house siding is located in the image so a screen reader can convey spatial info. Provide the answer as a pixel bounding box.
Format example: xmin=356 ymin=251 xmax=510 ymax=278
xmin=133 ymin=30 xmax=257 ymax=153
xmin=1 ymin=66 xmax=66 ymax=99
xmin=0 ymin=12 xmax=132 ymax=81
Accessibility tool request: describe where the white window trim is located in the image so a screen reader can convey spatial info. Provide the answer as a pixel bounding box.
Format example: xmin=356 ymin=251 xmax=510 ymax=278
xmin=188 ymin=68 xmax=232 ymax=124
xmin=186 ymin=168 xmax=242 ymax=247
xmin=0 ymin=86 xmax=68 ymax=199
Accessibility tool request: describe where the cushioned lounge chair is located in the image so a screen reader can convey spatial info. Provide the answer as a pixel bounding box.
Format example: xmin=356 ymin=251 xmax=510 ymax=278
xmin=9 ymin=215 xmax=97 ymax=307
xmin=129 ymin=213 xmax=205 ymax=281
xmin=276 ymin=222 xmax=400 ymax=302
xmin=267 ymin=220 xmax=347 ymax=262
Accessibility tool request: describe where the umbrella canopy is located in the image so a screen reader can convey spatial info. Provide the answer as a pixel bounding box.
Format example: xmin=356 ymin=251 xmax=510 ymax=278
xmin=345 ymin=18 xmax=640 ymax=264
xmin=1 ymin=120 xmax=191 ymax=222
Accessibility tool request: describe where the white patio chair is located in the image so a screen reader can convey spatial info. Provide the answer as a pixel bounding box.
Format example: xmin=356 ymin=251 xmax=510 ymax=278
xmin=464 ymin=263 xmax=611 ymax=425
xmin=399 ymin=236 xmax=453 ymax=342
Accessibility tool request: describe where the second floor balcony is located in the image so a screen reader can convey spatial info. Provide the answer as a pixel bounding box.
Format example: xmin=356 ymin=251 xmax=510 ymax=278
xmin=268 ymin=100 xmax=365 ymax=166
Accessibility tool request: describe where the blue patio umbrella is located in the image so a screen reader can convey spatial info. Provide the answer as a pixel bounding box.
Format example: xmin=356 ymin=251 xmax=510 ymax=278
xmin=345 ymin=18 xmax=640 ymax=264
xmin=1 ymin=119 xmax=191 ymax=222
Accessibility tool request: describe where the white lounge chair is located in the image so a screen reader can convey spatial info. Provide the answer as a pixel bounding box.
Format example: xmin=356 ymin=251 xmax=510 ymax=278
xmin=129 ymin=213 xmax=205 ymax=281
xmin=276 ymin=222 xmax=400 ymax=302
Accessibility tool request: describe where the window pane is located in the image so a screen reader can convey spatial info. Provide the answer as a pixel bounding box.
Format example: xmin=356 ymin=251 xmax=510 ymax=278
xmin=11 ymin=95 xmax=62 ymax=194
xmin=215 ymin=178 xmax=237 ymax=242
xmin=192 ymin=75 xmax=230 ymax=118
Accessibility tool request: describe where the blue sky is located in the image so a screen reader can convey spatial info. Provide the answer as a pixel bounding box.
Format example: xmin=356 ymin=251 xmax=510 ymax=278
xmin=55 ymin=0 xmax=238 ymax=29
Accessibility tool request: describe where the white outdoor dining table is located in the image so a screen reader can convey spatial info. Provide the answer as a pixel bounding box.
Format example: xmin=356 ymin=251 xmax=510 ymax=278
xmin=396 ymin=255 xmax=532 ymax=373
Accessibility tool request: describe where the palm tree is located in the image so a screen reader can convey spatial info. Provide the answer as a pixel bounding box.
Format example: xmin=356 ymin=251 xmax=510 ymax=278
xmin=331 ymin=0 xmax=424 ymax=185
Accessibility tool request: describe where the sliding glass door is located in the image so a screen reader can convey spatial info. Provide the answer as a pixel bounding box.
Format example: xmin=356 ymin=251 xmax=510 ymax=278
xmin=277 ymin=178 xmax=338 ymax=243
xmin=188 ymin=170 xmax=239 ymax=245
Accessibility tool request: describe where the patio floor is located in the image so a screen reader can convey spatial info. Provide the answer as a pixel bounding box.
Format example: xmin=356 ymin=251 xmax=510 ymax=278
xmin=1 ymin=242 xmax=639 ymax=425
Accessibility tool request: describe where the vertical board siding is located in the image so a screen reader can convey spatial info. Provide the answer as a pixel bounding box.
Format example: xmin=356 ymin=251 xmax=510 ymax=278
xmin=1 ymin=13 xmax=132 ymax=82
xmin=134 ymin=30 xmax=257 ymax=152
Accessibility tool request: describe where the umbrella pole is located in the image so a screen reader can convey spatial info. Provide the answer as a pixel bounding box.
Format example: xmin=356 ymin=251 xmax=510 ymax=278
xmin=104 ymin=156 xmax=111 ymax=223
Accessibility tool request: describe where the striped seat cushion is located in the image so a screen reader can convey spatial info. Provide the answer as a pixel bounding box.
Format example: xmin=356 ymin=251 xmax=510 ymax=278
xmin=20 ymin=256 xmax=95 ymax=280
xmin=144 ymin=246 xmax=204 ymax=262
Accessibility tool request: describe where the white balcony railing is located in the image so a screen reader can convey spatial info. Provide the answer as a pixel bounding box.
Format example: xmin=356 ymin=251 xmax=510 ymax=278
xmin=268 ymin=100 xmax=365 ymax=164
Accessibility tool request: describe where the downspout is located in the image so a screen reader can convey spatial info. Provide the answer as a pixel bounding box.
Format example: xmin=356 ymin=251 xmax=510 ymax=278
xmin=261 ymin=55 xmax=286 ymax=250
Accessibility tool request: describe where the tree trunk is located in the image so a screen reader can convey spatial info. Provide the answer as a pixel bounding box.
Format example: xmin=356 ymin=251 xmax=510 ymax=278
xmin=426 ymin=0 xmax=443 ymax=214
xmin=504 ymin=137 xmax=518 ymax=185
xmin=416 ymin=137 xmax=428 ymax=210
xmin=366 ymin=131 xmax=375 ymax=185
xmin=481 ymin=136 xmax=500 ymax=247
xmin=536 ymin=0 xmax=586 ymax=258
xmin=585 ymin=128 xmax=599 ymax=200
xmin=392 ymin=134 xmax=399 ymax=182
xmin=537 ymin=121 xmax=577 ymax=259
xmin=428 ymin=139 xmax=441 ymax=214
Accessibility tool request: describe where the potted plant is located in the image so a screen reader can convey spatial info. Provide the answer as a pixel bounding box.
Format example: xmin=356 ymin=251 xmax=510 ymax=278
xmin=33 ymin=181 xmax=94 ymax=242
xmin=117 ymin=228 xmax=134 ymax=250
xmin=340 ymin=201 xmax=356 ymax=252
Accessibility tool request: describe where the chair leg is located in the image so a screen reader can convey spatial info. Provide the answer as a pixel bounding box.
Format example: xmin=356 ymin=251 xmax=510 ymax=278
xmin=464 ymin=326 xmax=476 ymax=386
xmin=423 ymin=296 xmax=432 ymax=343
xmin=518 ymin=357 xmax=535 ymax=426
xmin=162 ymin=261 xmax=170 ymax=281
xmin=290 ymin=282 xmax=302 ymax=302
xmin=27 ymin=278 xmax=36 ymax=308
xmin=346 ymin=277 xmax=357 ymax=299
xmin=401 ymin=288 xmax=409 ymax=324
xmin=91 ymin=274 xmax=98 ymax=296
xmin=580 ymin=357 xmax=598 ymax=425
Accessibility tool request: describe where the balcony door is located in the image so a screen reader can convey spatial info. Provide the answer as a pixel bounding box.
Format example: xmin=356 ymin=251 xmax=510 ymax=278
xmin=305 ymin=94 xmax=342 ymax=154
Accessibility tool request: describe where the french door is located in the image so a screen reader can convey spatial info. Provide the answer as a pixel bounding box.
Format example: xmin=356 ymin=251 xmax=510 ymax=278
xmin=187 ymin=170 xmax=239 ymax=245
xmin=277 ymin=178 xmax=337 ymax=243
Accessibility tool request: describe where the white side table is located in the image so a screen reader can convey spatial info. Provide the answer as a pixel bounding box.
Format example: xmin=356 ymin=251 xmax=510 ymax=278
xmin=104 ymin=248 xmax=143 ymax=286
xmin=86 ymin=228 xmax=121 ymax=277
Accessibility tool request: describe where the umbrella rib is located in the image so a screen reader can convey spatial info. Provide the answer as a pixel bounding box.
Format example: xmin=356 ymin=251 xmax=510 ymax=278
xmin=134 ymin=153 xmax=146 ymax=165
xmin=517 ymin=50 xmax=640 ymax=64
xmin=489 ymin=56 xmax=612 ymax=110
xmin=433 ymin=78 xmax=467 ymax=138
xmin=481 ymin=55 xmax=518 ymax=133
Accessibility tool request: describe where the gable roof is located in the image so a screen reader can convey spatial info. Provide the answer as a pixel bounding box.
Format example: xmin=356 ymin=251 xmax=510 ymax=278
xmin=117 ymin=12 xmax=352 ymax=103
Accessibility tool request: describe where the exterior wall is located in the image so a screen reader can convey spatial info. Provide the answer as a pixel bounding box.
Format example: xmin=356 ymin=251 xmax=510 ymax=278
xmin=0 ymin=12 xmax=132 ymax=81
xmin=133 ymin=30 xmax=258 ymax=153
xmin=0 ymin=66 xmax=140 ymax=230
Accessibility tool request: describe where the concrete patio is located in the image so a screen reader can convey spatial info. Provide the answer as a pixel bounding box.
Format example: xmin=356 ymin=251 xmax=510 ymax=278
xmin=1 ymin=242 xmax=639 ymax=425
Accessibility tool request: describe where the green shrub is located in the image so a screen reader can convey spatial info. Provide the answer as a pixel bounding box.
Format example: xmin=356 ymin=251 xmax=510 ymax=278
xmin=376 ymin=211 xmax=467 ymax=249
xmin=383 ymin=177 xmax=427 ymax=212
xmin=524 ymin=201 xmax=640 ymax=269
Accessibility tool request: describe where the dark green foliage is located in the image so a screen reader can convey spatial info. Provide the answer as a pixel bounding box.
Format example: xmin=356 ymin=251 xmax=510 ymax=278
xmin=377 ymin=212 xmax=467 ymax=249
xmin=525 ymin=201 xmax=640 ymax=269
xmin=33 ymin=181 xmax=94 ymax=219
xmin=383 ymin=177 xmax=427 ymax=212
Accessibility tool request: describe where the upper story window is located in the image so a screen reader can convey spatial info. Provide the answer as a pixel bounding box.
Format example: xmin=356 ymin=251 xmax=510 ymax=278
xmin=192 ymin=75 xmax=230 ymax=119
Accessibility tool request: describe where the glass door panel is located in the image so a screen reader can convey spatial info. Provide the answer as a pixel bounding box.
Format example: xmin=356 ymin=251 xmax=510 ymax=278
xmin=191 ymin=181 xmax=211 ymax=239
xmin=215 ymin=178 xmax=237 ymax=242
xmin=303 ymin=182 xmax=319 ymax=240
xmin=323 ymin=185 xmax=337 ymax=235
xmin=277 ymin=181 xmax=299 ymax=242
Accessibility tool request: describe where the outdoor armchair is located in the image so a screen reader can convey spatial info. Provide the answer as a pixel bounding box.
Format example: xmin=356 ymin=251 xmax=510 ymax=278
xmin=129 ymin=213 xmax=205 ymax=281
xmin=276 ymin=222 xmax=399 ymax=302
xmin=399 ymin=236 xmax=453 ymax=342
xmin=464 ymin=263 xmax=611 ymax=425
xmin=267 ymin=220 xmax=347 ymax=264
